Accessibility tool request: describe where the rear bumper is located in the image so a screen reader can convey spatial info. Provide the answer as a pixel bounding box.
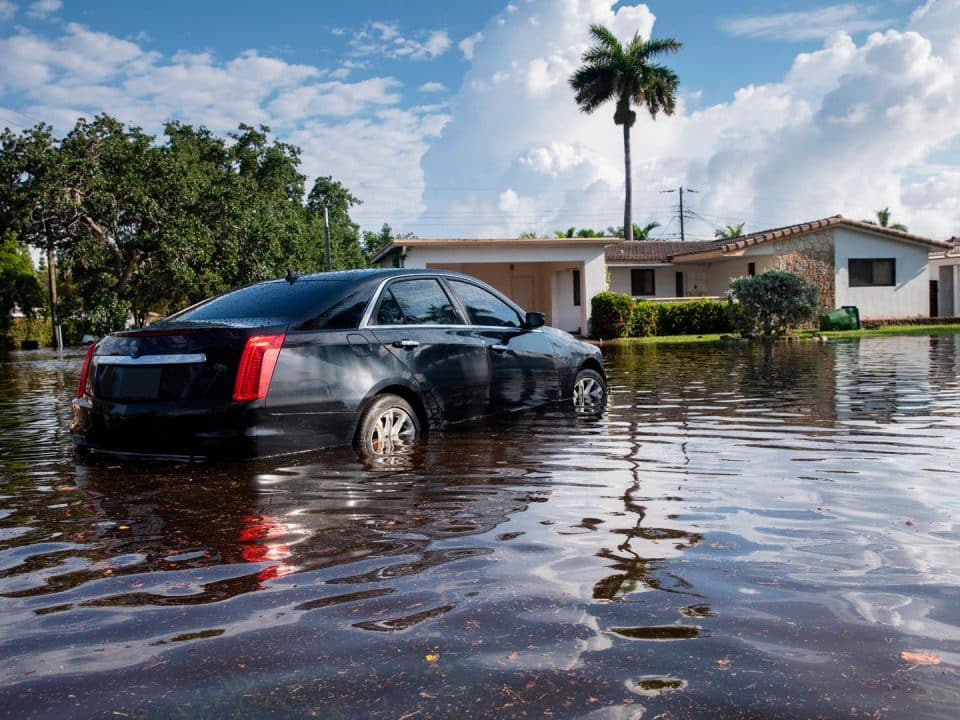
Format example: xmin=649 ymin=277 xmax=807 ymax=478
xmin=71 ymin=397 xmax=259 ymax=461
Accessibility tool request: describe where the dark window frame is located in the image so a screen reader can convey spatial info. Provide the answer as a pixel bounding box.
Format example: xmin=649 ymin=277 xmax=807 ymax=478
xmin=373 ymin=278 xmax=464 ymax=326
xmin=848 ymin=258 xmax=896 ymax=287
xmin=630 ymin=268 xmax=656 ymax=296
xmin=572 ymin=269 xmax=581 ymax=307
xmin=747 ymin=262 xmax=756 ymax=277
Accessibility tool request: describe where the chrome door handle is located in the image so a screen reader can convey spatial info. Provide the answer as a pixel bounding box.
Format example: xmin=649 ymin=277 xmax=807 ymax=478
xmin=393 ymin=339 xmax=420 ymax=348
xmin=491 ymin=344 xmax=508 ymax=353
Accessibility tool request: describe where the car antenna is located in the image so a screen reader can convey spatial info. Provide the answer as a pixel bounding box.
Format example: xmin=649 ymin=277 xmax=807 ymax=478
xmin=285 ymin=268 xmax=300 ymax=284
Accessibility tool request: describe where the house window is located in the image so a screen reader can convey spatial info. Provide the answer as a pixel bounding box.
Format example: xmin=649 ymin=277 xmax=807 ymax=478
xmin=631 ymin=269 xmax=656 ymax=296
xmin=849 ymin=258 xmax=895 ymax=287
xmin=572 ymin=269 xmax=581 ymax=307
xmin=748 ymin=262 xmax=756 ymax=277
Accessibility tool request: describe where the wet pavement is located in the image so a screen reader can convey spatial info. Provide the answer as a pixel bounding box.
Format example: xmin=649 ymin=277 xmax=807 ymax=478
xmin=1 ymin=337 xmax=959 ymax=719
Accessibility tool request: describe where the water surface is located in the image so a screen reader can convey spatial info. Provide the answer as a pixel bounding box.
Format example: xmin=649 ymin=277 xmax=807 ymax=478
xmin=1 ymin=337 xmax=959 ymax=719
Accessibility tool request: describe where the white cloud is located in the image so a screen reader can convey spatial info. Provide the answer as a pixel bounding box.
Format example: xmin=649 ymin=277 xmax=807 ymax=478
xmin=0 ymin=1 xmax=17 ymax=22
xmin=421 ymin=0 xmax=960 ymax=240
xmin=418 ymin=81 xmax=446 ymax=93
xmin=722 ymin=4 xmax=892 ymax=41
xmin=351 ymin=22 xmax=451 ymax=60
xmin=0 ymin=21 xmax=449 ymax=235
xmin=26 ymin=0 xmax=58 ymax=20
xmin=459 ymin=31 xmax=483 ymax=60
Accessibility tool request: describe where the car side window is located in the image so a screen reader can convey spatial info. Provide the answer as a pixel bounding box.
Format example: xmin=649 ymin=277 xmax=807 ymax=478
xmin=375 ymin=279 xmax=462 ymax=325
xmin=448 ymin=280 xmax=521 ymax=328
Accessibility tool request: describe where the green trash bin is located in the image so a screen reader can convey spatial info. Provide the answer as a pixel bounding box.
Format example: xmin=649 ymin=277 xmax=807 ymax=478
xmin=819 ymin=306 xmax=860 ymax=331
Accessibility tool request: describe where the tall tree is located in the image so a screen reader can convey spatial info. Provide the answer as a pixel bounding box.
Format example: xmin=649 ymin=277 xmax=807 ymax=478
xmin=306 ymin=176 xmax=366 ymax=270
xmin=570 ymin=24 xmax=681 ymax=242
xmin=606 ymin=221 xmax=660 ymax=239
xmin=714 ymin=222 xmax=745 ymax=239
xmin=0 ymin=232 xmax=44 ymax=338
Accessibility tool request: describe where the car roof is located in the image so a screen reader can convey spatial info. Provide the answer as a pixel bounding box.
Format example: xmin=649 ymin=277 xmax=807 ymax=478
xmin=259 ymin=268 xmax=490 ymax=288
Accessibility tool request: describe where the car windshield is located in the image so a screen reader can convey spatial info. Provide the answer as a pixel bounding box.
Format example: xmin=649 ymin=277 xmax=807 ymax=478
xmin=168 ymin=280 xmax=366 ymax=328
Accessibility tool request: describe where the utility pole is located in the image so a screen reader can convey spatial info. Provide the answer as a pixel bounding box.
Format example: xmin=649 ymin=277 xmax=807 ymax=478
xmin=323 ymin=205 xmax=332 ymax=272
xmin=661 ymin=186 xmax=697 ymax=241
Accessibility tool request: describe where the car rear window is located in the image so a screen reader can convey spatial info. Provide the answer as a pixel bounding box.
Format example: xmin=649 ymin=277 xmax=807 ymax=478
xmin=169 ymin=280 xmax=369 ymax=329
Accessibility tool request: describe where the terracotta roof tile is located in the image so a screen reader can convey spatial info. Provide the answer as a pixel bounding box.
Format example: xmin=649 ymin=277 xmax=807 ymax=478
xmin=605 ymin=240 xmax=716 ymax=264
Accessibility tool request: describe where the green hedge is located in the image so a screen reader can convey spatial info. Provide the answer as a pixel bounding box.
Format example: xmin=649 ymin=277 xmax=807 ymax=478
xmin=657 ymin=298 xmax=733 ymax=335
xmin=592 ymin=293 xmax=731 ymax=339
xmin=591 ymin=292 xmax=635 ymax=339
xmin=3 ymin=317 xmax=52 ymax=349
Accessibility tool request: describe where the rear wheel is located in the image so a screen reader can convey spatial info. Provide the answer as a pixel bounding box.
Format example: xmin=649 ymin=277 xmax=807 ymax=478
xmin=572 ymin=368 xmax=606 ymax=413
xmin=355 ymin=394 xmax=421 ymax=455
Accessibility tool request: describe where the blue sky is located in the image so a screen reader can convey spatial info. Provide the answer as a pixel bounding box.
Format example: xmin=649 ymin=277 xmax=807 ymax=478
xmin=2 ymin=0 xmax=958 ymax=239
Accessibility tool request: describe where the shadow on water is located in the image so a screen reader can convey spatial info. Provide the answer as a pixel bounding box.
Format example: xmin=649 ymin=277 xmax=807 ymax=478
xmin=1 ymin=339 xmax=959 ymax=718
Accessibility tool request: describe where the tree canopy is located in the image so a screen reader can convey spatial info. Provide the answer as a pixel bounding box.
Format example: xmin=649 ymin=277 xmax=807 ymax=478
xmin=0 ymin=115 xmax=368 ymax=334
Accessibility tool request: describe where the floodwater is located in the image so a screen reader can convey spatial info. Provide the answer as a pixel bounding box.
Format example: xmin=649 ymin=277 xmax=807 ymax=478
xmin=1 ymin=337 xmax=959 ymax=719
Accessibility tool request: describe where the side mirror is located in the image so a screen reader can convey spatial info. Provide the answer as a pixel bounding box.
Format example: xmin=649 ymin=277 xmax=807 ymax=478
xmin=523 ymin=311 xmax=546 ymax=329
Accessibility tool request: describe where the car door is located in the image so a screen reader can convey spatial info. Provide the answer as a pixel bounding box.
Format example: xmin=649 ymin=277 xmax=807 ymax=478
xmin=366 ymin=277 xmax=490 ymax=424
xmin=444 ymin=278 xmax=560 ymax=413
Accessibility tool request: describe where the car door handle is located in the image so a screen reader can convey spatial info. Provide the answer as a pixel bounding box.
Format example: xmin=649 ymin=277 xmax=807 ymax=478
xmin=491 ymin=344 xmax=508 ymax=353
xmin=393 ymin=339 xmax=420 ymax=348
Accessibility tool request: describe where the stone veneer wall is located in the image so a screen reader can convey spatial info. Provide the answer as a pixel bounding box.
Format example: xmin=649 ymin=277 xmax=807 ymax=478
xmin=772 ymin=229 xmax=835 ymax=316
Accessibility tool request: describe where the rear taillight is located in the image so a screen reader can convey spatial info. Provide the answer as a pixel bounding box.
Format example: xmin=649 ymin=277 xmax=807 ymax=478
xmin=76 ymin=343 xmax=97 ymax=398
xmin=232 ymin=333 xmax=285 ymax=402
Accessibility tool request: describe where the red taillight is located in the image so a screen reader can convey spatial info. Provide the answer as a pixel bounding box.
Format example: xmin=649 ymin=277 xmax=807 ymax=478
xmin=76 ymin=343 xmax=97 ymax=398
xmin=232 ymin=333 xmax=285 ymax=402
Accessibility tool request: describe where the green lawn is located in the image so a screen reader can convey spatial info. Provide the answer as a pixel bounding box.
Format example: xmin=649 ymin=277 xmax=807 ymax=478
xmin=596 ymin=324 xmax=960 ymax=346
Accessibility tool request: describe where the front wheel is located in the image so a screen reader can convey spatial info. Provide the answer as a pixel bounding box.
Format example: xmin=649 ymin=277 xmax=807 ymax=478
xmin=572 ymin=368 xmax=607 ymax=414
xmin=355 ymin=394 xmax=421 ymax=456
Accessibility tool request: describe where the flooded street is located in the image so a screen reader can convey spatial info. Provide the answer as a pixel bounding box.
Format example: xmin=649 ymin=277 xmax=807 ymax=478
xmin=1 ymin=337 xmax=959 ymax=719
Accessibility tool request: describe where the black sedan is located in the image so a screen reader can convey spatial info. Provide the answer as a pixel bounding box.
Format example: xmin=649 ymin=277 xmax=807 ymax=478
xmin=71 ymin=269 xmax=606 ymax=460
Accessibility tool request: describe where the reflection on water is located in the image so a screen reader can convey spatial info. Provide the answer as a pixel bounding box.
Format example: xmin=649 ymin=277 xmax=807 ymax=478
xmin=1 ymin=338 xmax=959 ymax=719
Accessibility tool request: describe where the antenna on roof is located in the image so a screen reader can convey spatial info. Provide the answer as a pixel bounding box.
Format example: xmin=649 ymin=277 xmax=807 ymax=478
xmin=285 ymin=268 xmax=300 ymax=284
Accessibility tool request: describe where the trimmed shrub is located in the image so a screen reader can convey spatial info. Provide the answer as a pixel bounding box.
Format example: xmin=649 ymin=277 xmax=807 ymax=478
xmin=729 ymin=270 xmax=820 ymax=337
xmin=3 ymin=317 xmax=52 ymax=349
xmin=657 ymin=299 xmax=732 ymax=336
xmin=591 ymin=291 xmax=634 ymax=339
xmin=630 ymin=300 xmax=659 ymax=337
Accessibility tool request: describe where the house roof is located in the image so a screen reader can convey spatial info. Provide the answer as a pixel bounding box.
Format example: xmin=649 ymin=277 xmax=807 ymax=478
xmin=604 ymin=240 xmax=716 ymax=264
xmin=370 ymin=236 xmax=612 ymax=265
xmin=670 ymin=215 xmax=949 ymax=263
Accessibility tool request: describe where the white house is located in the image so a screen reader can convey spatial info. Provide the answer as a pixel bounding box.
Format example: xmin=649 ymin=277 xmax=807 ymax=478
xmin=373 ymin=215 xmax=950 ymax=333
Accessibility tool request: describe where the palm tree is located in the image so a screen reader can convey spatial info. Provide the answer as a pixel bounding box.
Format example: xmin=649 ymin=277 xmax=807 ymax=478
xmin=864 ymin=207 xmax=908 ymax=232
xmin=714 ymin=222 xmax=745 ymax=239
xmin=606 ymin=221 xmax=660 ymax=240
xmin=570 ymin=24 xmax=681 ymax=242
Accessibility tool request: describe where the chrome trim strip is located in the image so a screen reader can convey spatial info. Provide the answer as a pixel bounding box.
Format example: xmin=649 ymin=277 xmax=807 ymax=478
xmin=95 ymin=353 xmax=207 ymax=366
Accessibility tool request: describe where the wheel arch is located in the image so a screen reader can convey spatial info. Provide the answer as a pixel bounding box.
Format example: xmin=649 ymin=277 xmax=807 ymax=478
xmin=352 ymin=382 xmax=431 ymax=443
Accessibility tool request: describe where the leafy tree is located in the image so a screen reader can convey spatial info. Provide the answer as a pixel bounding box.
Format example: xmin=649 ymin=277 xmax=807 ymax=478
xmin=0 ymin=232 xmax=44 ymax=337
xmin=306 ymin=176 xmax=367 ymax=270
xmin=606 ymin=222 xmax=660 ymax=240
xmin=863 ymin=207 xmax=908 ymax=232
xmin=729 ymin=270 xmax=820 ymax=338
xmin=519 ymin=231 xmax=540 ymax=239
xmin=714 ymin=222 xmax=745 ymax=239
xmin=553 ymin=227 xmax=609 ymax=238
xmin=570 ymin=24 xmax=681 ymax=242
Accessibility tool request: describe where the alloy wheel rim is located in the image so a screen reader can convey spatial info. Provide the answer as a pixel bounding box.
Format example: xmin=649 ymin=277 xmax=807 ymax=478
xmin=370 ymin=407 xmax=416 ymax=453
xmin=573 ymin=377 xmax=604 ymax=410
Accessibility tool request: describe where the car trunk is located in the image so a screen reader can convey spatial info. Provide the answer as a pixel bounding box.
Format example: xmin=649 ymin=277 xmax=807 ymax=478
xmin=88 ymin=321 xmax=286 ymax=405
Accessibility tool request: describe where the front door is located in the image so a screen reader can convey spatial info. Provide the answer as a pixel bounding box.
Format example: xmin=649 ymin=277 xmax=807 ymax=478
xmin=445 ymin=278 xmax=559 ymax=412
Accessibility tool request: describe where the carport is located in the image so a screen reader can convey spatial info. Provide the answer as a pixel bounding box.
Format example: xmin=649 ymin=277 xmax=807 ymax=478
xmin=372 ymin=238 xmax=611 ymax=335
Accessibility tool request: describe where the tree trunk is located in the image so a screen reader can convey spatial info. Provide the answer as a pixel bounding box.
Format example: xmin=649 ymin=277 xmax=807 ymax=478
xmin=623 ymin=121 xmax=633 ymax=242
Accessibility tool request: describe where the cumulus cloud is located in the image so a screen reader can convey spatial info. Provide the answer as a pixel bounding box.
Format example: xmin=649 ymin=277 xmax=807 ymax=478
xmin=459 ymin=31 xmax=483 ymax=60
xmin=418 ymin=81 xmax=446 ymax=92
xmin=26 ymin=0 xmax=58 ymax=20
xmin=722 ymin=4 xmax=892 ymax=41
xmin=421 ymin=0 xmax=960 ymax=239
xmin=351 ymin=22 xmax=451 ymax=60
xmin=0 ymin=21 xmax=448 ymax=233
